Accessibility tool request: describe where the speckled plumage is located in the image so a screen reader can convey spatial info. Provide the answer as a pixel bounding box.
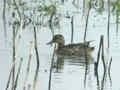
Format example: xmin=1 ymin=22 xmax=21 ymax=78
xmin=48 ymin=34 xmax=95 ymax=57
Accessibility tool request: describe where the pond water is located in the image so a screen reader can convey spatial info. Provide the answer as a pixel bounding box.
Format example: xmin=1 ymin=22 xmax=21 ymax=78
xmin=0 ymin=0 xmax=120 ymax=90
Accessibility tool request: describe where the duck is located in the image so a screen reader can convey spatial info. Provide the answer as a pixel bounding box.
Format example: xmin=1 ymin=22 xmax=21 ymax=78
xmin=47 ymin=34 xmax=95 ymax=58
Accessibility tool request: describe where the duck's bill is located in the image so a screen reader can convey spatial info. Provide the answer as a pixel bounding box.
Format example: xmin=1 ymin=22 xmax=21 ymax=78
xmin=46 ymin=40 xmax=53 ymax=45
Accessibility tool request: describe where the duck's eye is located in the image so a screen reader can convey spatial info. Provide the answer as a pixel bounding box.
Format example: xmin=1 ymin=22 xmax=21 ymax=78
xmin=53 ymin=35 xmax=63 ymax=40
xmin=58 ymin=35 xmax=63 ymax=38
xmin=55 ymin=36 xmax=61 ymax=39
xmin=56 ymin=35 xmax=62 ymax=39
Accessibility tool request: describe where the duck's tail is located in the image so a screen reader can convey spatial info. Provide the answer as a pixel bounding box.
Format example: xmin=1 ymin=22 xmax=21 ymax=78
xmin=84 ymin=40 xmax=94 ymax=47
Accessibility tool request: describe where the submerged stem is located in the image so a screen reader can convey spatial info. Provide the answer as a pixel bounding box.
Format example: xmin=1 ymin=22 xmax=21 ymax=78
xmin=33 ymin=26 xmax=40 ymax=90
xmin=48 ymin=45 xmax=56 ymax=90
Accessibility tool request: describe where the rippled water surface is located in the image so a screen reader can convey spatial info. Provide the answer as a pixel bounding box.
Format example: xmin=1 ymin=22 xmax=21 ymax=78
xmin=0 ymin=0 xmax=120 ymax=90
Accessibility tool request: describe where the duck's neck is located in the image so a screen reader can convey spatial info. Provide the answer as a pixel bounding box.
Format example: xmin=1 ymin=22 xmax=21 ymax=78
xmin=58 ymin=43 xmax=64 ymax=48
xmin=57 ymin=41 xmax=65 ymax=48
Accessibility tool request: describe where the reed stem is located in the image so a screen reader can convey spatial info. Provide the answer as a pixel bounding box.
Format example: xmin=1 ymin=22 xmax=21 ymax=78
xmin=5 ymin=59 xmax=16 ymax=90
xmin=13 ymin=0 xmax=21 ymax=22
xmin=33 ymin=26 xmax=40 ymax=90
xmin=13 ymin=58 xmax=23 ymax=90
xmin=3 ymin=0 xmax=7 ymax=40
xmin=107 ymin=0 xmax=110 ymax=48
xmin=83 ymin=1 xmax=91 ymax=41
xmin=94 ymin=35 xmax=103 ymax=89
xmin=101 ymin=36 xmax=106 ymax=90
xmin=48 ymin=45 xmax=56 ymax=90
xmin=108 ymin=57 xmax=112 ymax=86
xmin=12 ymin=25 xmax=16 ymax=90
xmin=71 ymin=16 xmax=74 ymax=43
xmin=95 ymin=35 xmax=103 ymax=72
xmin=23 ymin=41 xmax=33 ymax=90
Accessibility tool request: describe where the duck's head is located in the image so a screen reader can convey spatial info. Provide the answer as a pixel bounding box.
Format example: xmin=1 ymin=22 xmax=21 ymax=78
xmin=47 ymin=34 xmax=65 ymax=46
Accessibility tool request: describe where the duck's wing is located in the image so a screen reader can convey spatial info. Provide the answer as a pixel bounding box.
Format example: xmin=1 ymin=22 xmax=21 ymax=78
xmin=65 ymin=41 xmax=93 ymax=48
xmin=58 ymin=45 xmax=91 ymax=56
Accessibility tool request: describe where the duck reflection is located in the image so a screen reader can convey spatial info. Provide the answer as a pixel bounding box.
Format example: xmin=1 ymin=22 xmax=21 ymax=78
xmin=53 ymin=55 xmax=95 ymax=73
xmin=54 ymin=56 xmax=65 ymax=72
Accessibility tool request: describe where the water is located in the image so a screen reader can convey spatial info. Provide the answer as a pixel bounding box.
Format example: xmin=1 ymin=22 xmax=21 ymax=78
xmin=1 ymin=0 xmax=120 ymax=90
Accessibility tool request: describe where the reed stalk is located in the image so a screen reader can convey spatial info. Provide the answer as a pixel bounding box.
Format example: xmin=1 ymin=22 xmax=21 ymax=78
xmin=108 ymin=57 xmax=112 ymax=86
xmin=5 ymin=59 xmax=16 ymax=90
xmin=12 ymin=24 xmax=16 ymax=90
xmin=83 ymin=1 xmax=91 ymax=87
xmin=101 ymin=36 xmax=106 ymax=71
xmin=11 ymin=1 xmax=23 ymax=88
xmin=101 ymin=36 xmax=106 ymax=90
xmin=33 ymin=26 xmax=40 ymax=90
xmin=3 ymin=0 xmax=7 ymax=40
xmin=95 ymin=35 xmax=103 ymax=74
xmin=13 ymin=58 xmax=23 ymax=90
xmin=94 ymin=35 xmax=103 ymax=89
xmin=48 ymin=45 xmax=56 ymax=90
xmin=23 ymin=41 xmax=33 ymax=90
xmin=12 ymin=16 xmax=24 ymax=90
xmin=49 ymin=8 xmax=55 ymax=36
xmin=107 ymin=0 xmax=110 ymax=48
xmin=71 ymin=16 xmax=74 ymax=43
xmin=83 ymin=1 xmax=91 ymax=41
xmin=15 ymin=18 xmax=24 ymax=58
xmin=95 ymin=69 xmax=101 ymax=90
xmin=13 ymin=0 xmax=21 ymax=22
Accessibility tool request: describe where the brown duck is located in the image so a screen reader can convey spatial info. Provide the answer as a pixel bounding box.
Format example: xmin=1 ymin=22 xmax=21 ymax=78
xmin=47 ymin=34 xmax=95 ymax=57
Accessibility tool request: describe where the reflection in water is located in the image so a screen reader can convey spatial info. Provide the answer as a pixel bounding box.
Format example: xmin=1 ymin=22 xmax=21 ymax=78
xmin=53 ymin=55 xmax=95 ymax=73
xmin=55 ymin=56 xmax=65 ymax=73
xmin=51 ymin=53 xmax=112 ymax=90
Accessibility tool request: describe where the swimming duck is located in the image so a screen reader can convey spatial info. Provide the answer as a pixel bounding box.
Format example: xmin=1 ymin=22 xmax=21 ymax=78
xmin=47 ymin=34 xmax=95 ymax=57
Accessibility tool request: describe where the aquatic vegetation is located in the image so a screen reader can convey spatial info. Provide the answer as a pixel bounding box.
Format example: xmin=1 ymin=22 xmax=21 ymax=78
xmin=1 ymin=0 xmax=118 ymax=90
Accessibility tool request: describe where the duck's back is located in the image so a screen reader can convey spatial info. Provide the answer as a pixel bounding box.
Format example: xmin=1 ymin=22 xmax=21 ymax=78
xmin=56 ymin=43 xmax=94 ymax=57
